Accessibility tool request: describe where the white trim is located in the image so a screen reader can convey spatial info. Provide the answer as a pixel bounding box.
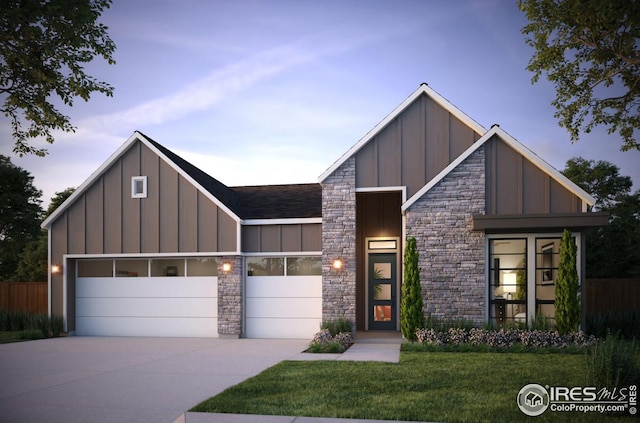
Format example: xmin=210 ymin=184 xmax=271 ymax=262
xmin=242 ymin=218 xmax=322 ymax=226
xmin=131 ymin=176 xmax=147 ymax=198
xmin=62 ymin=256 xmax=68 ymax=332
xmin=356 ymin=186 xmax=407 ymax=203
xmin=47 ymin=229 xmax=52 ymax=318
xmin=402 ymin=125 xmax=596 ymax=211
xmin=319 ymin=84 xmax=486 ymax=182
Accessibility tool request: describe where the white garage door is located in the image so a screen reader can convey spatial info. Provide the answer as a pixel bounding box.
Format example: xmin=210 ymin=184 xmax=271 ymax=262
xmin=245 ymin=275 xmax=321 ymax=339
xmin=75 ymin=258 xmax=218 ymax=337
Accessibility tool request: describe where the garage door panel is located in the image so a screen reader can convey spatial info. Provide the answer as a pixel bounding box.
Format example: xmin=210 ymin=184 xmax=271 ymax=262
xmin=246 ymin=297 xmax=321 ymax=319
xmin=76 ymin=277 xmax=217 ymax=298
xmin=77 ymin=297 xmax=217 ymax=318
xmin=245 ymin=318 xmax=320 ymax=339
xmin=76 ymin=317 xmax=218 ymax=337
xmin=246 ymin=276 xmax=321 ymax=298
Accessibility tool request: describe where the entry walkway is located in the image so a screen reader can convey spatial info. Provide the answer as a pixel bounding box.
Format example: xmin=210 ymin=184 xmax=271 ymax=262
xmin=178 ymin=332 xmax=409 ymax=423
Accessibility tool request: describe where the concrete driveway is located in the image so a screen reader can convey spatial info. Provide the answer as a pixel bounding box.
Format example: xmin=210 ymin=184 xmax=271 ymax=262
xmin=0 ymin=336 xmax=308 ymax=423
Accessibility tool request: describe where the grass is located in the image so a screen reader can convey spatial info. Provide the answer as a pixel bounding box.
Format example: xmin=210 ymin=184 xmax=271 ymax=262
xmin=0 ymin=330 xmax=37 ymax=344
xmin=191 ymin=352 xmax=635 ymax=422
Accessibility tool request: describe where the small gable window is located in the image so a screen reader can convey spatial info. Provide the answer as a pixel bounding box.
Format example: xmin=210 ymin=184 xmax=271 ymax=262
xmin=131 ymin=176 xmax=147 ymax=198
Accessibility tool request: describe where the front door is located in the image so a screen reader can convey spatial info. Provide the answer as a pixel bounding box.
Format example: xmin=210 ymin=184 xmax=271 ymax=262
xmin=368 ymin=253 xmax=397 ymax=330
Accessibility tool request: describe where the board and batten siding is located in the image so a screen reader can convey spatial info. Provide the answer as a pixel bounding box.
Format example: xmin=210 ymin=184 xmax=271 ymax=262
xmin=355 ymin=93 xmax=481 ymax=197
xmin=49 ymin=140 xmax=238 ymax=321
xmin=242 ymin=224 xmax=321 ymax=253
xmin=484 ymin=136 xmax=584 ymax=215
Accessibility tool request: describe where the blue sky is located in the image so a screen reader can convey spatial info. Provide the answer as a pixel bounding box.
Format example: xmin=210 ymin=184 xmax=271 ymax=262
xmin=1 ymin=0 xmax=638 ymax=205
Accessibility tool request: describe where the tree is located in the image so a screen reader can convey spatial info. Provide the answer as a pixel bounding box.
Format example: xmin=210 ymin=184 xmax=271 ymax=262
xmin=519 ymin=0 xmax=640 ymax=151
xmin=555 ymin=229 xmax=580 ymax=335
xmin=0 ymin=0 xmax=116 ymax=157
xmin=0 ymin=155 xmax=43 ymax=280
xmin=401 ymin=237 xmax=424 ymax=341
xmin=562 ymin=157 xmax=640 ymax=277
xmin=13 ymin=187 xmax=75 ymax=282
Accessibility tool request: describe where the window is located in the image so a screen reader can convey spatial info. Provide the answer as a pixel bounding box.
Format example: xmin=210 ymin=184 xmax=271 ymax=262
xmin=286 ymin=257 xmax=322 ymax=276
xmin=78 ymin=260 xmax=113 ymax=277
xmin=187 ymin=258 xmax=218 ymax=276
xmin=247 ymin=257 xmax=284 ymax=276
xmin=131 ymin=176 xmax=147 ymax=198
xmin=115 ymin=259 xmax=148 ymax=277
xmin=151 ymin=259 xmax=184 ymax=277
xmin=489 ymin=239 xmax=527 ymax=326
xmin=535 ymin=238 xmax=560 ymax=324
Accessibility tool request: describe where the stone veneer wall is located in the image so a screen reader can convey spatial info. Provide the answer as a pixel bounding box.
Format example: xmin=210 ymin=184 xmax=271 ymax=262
xmin=405 ymin=147 xmax=486 ymax=324
xmin=217 ymin=256 xmax=243 ymax=337
xmin=321 ymin=157 xmax=357 ymax=327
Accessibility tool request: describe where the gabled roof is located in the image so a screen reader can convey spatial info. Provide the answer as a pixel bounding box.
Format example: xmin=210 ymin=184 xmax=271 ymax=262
xmin=319 ymin=83 xmax=487 ymax=182
xmin=42 ymin=132 xmax=322 ymax=229
xmin=401 ymin=125 xmax=597 ymax=211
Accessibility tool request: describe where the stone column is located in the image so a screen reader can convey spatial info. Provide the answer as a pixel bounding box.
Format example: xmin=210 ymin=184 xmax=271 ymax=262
xmin=321 ymin=157 xmax=357 ymax=328
xmin=217 ymin=256 xmax=243 ymax=337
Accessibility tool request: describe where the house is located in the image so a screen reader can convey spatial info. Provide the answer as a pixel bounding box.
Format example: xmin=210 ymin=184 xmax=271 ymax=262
xmin=41 ymin=84 xmax=608 ymax=338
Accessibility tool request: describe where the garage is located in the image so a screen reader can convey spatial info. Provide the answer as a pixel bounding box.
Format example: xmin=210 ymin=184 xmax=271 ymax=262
xmin=245 ymin=256 xmax=322 ymax=339
xmin=75 ymin=257 xmax=218 ymax=337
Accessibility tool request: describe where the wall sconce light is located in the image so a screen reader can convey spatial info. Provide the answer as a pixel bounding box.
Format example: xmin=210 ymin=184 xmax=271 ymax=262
xmin=51 ymin=263 xmax=62 ymax=274
xmin=332 ymin=259 xmax=343 ymax=270
xmin=222 ymin=263 xmax=232 ymax=272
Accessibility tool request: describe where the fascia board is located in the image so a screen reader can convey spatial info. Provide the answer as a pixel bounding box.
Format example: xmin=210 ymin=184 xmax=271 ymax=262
xmin=319 ymin=84 xmax=487 ymax=183
xmin=41 ymin=132 xmax=142 ymax=229
xmin=242 ymin=218 xmax=322 ymax=226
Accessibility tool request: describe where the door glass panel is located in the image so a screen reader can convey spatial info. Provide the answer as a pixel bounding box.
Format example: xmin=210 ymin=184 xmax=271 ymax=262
xmin=373 ymin=305 xmax=392 ymax=321
xmin=373 ymin=262 xmax=391 ymax=279
xmin=373 ymin=283 xmax=392 ymax=300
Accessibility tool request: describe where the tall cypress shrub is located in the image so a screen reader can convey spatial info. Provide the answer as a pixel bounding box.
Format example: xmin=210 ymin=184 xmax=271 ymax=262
xmin=555 ymin=229 xmax=581 ymax=335
xmin=401 ymin=237 xmax=424 ymax=341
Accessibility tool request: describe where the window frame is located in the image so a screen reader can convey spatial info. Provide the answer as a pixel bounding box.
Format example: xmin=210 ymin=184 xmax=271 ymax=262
xmin=131 ymin=176 xmax=148 ymax=198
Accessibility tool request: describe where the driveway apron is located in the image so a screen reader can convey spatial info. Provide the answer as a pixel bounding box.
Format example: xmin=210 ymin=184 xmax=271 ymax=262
xmin=0 ymin=337 xmax=308 ymax=423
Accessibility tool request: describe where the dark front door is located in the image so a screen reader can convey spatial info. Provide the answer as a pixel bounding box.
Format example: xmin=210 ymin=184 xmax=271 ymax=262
xmin=368 ymin=253 xmax=397 ymax=330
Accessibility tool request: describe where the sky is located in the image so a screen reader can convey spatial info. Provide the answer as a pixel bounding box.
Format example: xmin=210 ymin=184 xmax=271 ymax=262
xmin=1 ymin=0 xmax=639 ymax=206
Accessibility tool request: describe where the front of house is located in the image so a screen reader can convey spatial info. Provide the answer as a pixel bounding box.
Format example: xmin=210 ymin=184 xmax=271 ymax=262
xmin=42 ymin=84 xmax=607 ymax=338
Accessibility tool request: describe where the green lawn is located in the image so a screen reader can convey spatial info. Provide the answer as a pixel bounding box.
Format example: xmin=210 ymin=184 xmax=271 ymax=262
xmin=0 ymin=331 xmax=27 ymax=344
xmin=191 ymin=352 xmax=635 ymax=423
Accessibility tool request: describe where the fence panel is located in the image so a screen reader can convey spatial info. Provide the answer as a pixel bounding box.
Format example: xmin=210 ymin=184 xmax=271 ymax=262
xmin=0 ymin=282 xmax=48 ymax=314
xmin=584 ymin=279 xmax=640 ymax=314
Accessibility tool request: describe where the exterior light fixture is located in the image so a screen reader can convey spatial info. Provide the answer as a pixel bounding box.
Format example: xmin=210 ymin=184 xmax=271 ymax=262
xmin=332 ymin=259 xmax=342 ymax=270
xmin=222 ymin=263 xmax=232 ymax=272
xmin=51 ymin=263 xmax=62 ymax=274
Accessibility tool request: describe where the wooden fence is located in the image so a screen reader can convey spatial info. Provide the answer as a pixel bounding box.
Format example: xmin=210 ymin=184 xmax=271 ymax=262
xmin=0 ymin=282 xmax=48 ymax=314
xmin=584 ymin=279 xmax=640 ymax=314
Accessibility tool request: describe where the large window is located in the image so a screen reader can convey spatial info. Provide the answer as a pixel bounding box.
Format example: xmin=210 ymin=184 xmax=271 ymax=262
xmin=77 ymin=257 xmax=218 ymax=278
xmin=489 ymin=239 xmax=527 ymax=326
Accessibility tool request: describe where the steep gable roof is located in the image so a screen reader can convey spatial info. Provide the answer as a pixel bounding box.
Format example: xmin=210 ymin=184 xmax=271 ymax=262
xmin=42 ymin=132 xmax=321 ymax=229
xmin=401 ymin=125 xmax=597 ymax=211
xmin=319 ymin=83 xmax=486 ymax=182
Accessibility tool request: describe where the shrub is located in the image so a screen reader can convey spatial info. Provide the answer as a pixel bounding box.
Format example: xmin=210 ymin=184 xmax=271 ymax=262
xmin=401 ymin=237 xmax=423 ymax=341
xmin=415 ymin=327 xmax=597 ymax=352
xmin=0 ymin=309 xmax=63 ymax=337
xmin=308 ymin=329 xmax=353 ymax=353
xmin=585 ymin=335 xmax=639 ymax=389
xmin=320 ymin=318 xmax=352 ymax=336
xmin=555 ymin=229 xmax=580 ymax=335
xmin=586 ymin=310 xmax=640 ymax=340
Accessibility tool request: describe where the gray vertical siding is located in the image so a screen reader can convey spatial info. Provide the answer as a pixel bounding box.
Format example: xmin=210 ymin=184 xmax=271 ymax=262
xmin=485 ymin=135 xmax=583 ymax=215
xmin=355 ymin=93 xmax=481 ymax=197
xmin=241 ymin=223 xmax=321 ymax=253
